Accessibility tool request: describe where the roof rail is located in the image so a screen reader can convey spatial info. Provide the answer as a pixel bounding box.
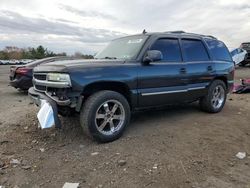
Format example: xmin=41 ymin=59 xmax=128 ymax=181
xmin=165 ymin=31 xmax=186 ymax=34
xmin=204 ymin=35 xmax=217 ymax=39
xmin=163 ymin=31 xmax=217 ymax=39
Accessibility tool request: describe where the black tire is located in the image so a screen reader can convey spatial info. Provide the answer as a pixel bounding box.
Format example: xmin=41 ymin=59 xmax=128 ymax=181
xmin=199 ymin=80 xmax=227 ymax=113
xmin=80 ymin=90 xmax=130 ymax=143
xmin=240 ymin=61 xmax=247 ymax=67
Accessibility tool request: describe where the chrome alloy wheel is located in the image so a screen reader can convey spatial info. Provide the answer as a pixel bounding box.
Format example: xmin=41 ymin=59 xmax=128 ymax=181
xmin=211 ymin=85 xmax=225 ymax=109
xmin=95 ymin=100 xmax=125 ymax=135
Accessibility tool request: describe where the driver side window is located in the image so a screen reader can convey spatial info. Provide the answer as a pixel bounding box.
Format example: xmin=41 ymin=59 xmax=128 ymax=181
xmin=150 ymin=38 xmax=182 ymax=62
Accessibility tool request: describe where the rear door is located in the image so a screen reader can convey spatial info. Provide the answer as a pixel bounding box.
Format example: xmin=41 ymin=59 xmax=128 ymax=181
xmin=138 ymin=38 xmax=187 ymax=107
xmin=180 ymin=38 xmax=213 ymax=101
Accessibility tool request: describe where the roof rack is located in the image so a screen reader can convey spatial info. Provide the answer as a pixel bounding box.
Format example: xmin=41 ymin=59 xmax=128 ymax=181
xmin=165 ymin=31 xmax=186 ymax=34
xmin=164 ymin=31 xmax=217 ymax=39
xmin=204 ymin=35 xmax=217 ymax=39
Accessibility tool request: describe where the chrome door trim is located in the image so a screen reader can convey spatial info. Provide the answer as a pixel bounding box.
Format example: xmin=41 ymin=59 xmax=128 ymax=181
xmin=141 ymin=86 xmax=205 ymax=96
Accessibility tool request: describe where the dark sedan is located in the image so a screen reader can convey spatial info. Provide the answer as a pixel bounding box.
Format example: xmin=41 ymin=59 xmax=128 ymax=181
xmin=9 ymin=56 xmax=77 ymax=90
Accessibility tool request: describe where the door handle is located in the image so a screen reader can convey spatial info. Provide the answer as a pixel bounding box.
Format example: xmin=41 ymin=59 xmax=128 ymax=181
xmin=207 ymin=66 xmax=213 ymax=72
xmin=180 ymin=68 xmax=186 ymax=74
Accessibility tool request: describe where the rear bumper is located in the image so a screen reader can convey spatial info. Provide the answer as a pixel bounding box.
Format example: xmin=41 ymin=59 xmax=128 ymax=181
xmin=9 ymin=76 xmax=32 ymax=90
xmin=28 ymin=87 xmax=62 ymax=128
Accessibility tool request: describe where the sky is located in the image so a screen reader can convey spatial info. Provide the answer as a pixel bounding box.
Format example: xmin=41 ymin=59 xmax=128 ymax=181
xmin=0 ymin=0 xmax=250 ymax=55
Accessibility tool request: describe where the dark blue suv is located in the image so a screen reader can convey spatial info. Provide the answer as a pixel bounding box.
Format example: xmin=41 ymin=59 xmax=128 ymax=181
xmin=29 ymin=31 xmax=234 ymax=142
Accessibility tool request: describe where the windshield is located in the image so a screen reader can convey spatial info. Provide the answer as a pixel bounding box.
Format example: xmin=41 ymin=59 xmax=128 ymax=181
xmin=95 ymin=35 xmax=148 ymax=60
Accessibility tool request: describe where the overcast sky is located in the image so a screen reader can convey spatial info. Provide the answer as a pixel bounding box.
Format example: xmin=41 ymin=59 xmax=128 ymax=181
xmin=0 ymin=0 xmax=250 ymax=54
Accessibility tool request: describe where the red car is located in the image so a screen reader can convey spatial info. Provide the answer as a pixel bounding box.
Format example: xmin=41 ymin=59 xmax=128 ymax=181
xmin=9 ymin=56 xmax=77 ymax=90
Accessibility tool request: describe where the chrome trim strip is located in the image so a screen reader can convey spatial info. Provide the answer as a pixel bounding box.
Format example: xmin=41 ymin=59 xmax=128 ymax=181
xmin=188 ymin=86 xmax=206 ymax=91
xmin=141 ymin=89 xmax=187 ymax=96
xmin=141 ymin=86 xmax=206 ymax=96
xmin=227 ymin=80 xmax=234 ymax=83
xmin=33 ymin=78 xmax=71 ymax=88
xmin=33 ymin=73 xmax=47 ymax=75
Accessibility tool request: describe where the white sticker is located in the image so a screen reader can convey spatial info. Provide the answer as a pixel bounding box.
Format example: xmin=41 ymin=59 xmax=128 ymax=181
xmin=37 ymin=100 xmax=55 ymax=129
xmin=128 ymin=39 xmax=143 ymax=44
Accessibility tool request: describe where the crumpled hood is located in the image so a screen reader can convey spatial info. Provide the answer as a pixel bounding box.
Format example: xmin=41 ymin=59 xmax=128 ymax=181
xmin=34 ymin=59 xmax=126 ymax=73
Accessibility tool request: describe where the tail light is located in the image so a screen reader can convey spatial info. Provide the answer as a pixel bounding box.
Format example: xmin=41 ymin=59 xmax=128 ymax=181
xmin=16 ymin=67 xmax=30 ymax=75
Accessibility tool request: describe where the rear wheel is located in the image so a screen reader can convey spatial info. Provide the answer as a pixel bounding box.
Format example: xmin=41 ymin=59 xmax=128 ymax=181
xmin=199 ymin=80 xmax=227 ymax=113
xmin=80 ymin=90 xmax=130 ymax=143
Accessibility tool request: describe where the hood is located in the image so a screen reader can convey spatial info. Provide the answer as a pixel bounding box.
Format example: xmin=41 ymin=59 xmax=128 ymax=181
xmin=34 ymin=59 xmax=127 ymax=73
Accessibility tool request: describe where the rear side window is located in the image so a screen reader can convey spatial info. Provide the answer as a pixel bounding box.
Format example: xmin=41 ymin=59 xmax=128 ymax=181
xmin=150 ymin=38 xmax=182 ymax=62
xmin=181 ymin=39 xmax=209 ymax=61
xmin=204 ymin=38 xmax=232 ymax=61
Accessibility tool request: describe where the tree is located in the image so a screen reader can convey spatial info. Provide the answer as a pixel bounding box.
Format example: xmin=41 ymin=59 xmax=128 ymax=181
xmin=73 ymin=52 xmax=94 ymax=59
xmin=0 ymin=45 xmax=90 ymax=60
xmin=36 ymin=45 xmax=46 ymax=59
xmin=74 ymin=52 xmax=83 ymax=58
xmin=0 ymin=51 xmax=8 ymax=60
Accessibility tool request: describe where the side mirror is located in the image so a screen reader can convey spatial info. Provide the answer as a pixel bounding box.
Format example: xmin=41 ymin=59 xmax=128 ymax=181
xmin=143 ymin=50 xmax=163 ymax=64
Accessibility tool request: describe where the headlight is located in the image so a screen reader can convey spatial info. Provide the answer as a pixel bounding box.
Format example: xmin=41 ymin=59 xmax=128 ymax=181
xmin=47 ymin=73 xmax=71 ymax=84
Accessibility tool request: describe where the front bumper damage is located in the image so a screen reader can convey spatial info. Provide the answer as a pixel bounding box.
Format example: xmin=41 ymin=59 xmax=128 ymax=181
xmin=28 ymin=87 xmax=62 ymax=128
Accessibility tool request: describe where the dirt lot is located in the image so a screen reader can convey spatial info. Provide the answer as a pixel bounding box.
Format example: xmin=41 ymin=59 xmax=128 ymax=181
xmin=0 ymin=65 xmax=250 ymax=188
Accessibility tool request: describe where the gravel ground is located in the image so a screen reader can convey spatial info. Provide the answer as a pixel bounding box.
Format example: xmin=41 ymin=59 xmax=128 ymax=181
xmin=0 ymin=65 xmax=250 ymax=188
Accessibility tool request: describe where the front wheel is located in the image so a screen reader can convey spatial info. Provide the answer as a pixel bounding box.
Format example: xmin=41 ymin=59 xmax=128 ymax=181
xmin=80 ymin=90 xmax=130 ymax=143
xmin=240 ymin=60 xmax=247 ymax=66
xmin=199 ymin=80 xmax=227 ymax=113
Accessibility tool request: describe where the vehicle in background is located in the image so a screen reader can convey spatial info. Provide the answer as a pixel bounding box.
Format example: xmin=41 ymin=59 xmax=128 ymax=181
xmin=230 ymin=48 xmax=248 ymax=65
xmin=18 ymin=59 xmax=34 ymax=65
xmin=0 ymin=59 xmax=33 ymax=65
xmin=9 ymin=56 xmax=78 ymax=90
xmin=29 ymin=31 xmax=234 ymax=143
xmin=0 ymin=60 xmax=10 ymax=65
xmin=240 ymin=42 xmax=250 ymax=66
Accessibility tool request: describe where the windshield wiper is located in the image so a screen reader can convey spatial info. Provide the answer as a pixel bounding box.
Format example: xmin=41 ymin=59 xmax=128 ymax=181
xmin=103 ymin=56 xmax=117 ymax=59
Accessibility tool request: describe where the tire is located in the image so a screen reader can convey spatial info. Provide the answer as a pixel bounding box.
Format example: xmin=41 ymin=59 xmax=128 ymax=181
xmin=240 ymin=61 xmax=247 ymax=66
xmin=199 ymin=80 xmax=227 ymax=113
xmin=80 ymin=90 xmax=130 ymax=143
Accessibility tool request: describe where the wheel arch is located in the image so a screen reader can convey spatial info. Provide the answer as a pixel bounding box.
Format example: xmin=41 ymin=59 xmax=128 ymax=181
xmin=81 ymin=81 xmax=132 ymax=108
xmin=213 ymin=76 xmax=228 ymax=89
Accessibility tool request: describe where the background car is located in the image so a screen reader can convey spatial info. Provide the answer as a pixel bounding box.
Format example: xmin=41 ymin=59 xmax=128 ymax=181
xmin=9 ymin=56 xmax=79 ymax=90
xmin=240 ymin=42 xmax=250 ymax=66
xmin=230 ymin=48 xmax=248 ymax=65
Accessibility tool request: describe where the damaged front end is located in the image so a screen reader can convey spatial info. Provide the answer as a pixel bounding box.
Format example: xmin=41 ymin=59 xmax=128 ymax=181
xmin=28 ymin=72 xmax=82 ymax=129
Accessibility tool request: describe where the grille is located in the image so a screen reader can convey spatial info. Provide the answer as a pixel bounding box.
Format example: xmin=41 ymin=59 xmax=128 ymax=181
xmin=34 ymin=74 xmax=47 ymax=80
xmin=34 ymin=73 xmax=47 ymax=92
xmin=242 ymin=43 xmax=250 ymax=48
xmin=247 ymin=53 xmax=250 ymax=60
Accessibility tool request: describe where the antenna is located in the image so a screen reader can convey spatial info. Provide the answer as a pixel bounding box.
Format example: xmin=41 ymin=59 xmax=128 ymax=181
xmin=142 ymin=29 xmax=147 ymax=34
